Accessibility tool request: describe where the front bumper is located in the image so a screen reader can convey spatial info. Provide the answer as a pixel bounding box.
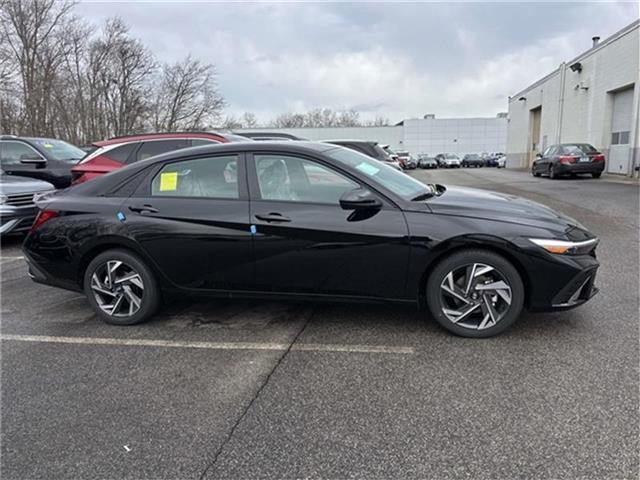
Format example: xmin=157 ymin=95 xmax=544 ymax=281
xmin=0 ymin=206 xmax=38 ymax=235
xmin=551 ymin=267 xmax=599 ymax=308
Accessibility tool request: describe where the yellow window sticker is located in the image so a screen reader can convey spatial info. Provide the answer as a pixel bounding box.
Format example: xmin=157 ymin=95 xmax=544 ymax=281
xmin=43 ymin=143 xmax=53 ymax=148
xmin=159 ymin=172 xmax=178 ymax=191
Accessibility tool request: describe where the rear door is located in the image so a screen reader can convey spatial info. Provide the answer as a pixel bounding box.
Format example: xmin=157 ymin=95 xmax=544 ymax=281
xmin=124 ymin=152 xmax=254 ymax=291
xmin=247 ymin=152 xmax=410 ymax=299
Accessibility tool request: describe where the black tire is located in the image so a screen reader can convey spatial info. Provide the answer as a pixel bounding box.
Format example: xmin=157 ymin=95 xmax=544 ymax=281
xmin=592 ymin=172 xmax=601 ymax=179
xmin=531 ymin=165 xmax=541 ymax=177
xmin=425 ymin=249 xmax=524 ymax=338
xmin=83 ymin=249 xmax=160 ymax=325
xmin=549 ymin=164 xmax=557 ymax=179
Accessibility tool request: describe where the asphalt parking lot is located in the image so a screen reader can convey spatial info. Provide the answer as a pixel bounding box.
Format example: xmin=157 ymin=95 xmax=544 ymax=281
xmin=1 ymin=168 xmax=638 ymax=479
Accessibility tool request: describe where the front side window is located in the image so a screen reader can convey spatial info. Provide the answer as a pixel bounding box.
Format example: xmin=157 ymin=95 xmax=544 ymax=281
xmin=151 ymin=155 xmax=238 ymax=198
xmin=137 ymin=139 xmax=191 ymax=162
xmin=255 ymin=154 xmax=357 ymax=204
xmin=0 ymin=141 xmax=43 ymax=165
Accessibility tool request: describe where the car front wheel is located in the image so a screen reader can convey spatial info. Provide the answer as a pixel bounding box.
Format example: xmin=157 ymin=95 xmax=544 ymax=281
xmin=426 ymin=249 xmax=524 ymax=337
xmin=83 ymin=249 xmax=160 ymax=325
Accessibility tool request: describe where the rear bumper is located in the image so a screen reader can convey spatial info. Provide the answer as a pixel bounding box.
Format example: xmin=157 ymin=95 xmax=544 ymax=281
xmin=556 ymin=162 xmax=605 ymax=174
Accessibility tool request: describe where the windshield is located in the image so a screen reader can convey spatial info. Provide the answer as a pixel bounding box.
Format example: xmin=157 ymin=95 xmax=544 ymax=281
xmin=31 ymin=139 xmax=86 ymax=163
xmin=445 ymin=154 xmax=459 ymax=159
xmin=326 ymin=146 xmax=434 ymax=200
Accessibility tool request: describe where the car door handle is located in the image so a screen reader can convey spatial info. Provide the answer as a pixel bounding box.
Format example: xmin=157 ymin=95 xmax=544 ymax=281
xmin=255 ymin=213 xmax=291 ymax=223
xmin=129 ymin=204 xmax=159 ymax=214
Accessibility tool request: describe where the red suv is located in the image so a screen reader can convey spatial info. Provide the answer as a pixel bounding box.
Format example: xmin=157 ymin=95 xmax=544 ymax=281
xmin=71 ymin=132 xmax=248 ymax=184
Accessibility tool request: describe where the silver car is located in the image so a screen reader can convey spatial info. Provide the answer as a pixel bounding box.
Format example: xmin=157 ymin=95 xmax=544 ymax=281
xmin=0 ymin=170 xmax=54 ymax=235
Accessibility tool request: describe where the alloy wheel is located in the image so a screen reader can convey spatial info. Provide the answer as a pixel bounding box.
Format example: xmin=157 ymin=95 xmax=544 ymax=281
xmin=90 ymin=260 xmax=144 ymax=317
xmin=439 ymin=263 xmax=512 ymax=330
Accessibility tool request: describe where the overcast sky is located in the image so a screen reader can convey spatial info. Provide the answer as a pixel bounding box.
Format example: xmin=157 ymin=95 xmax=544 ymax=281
xmin=77 ymin=1 xmax=638 ymax=123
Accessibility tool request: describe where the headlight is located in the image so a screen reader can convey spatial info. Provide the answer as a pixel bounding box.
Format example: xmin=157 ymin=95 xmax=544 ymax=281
xmin=0 ymin=194 xmax=6 ymax=205
xmin=529 ymin=238 xmax=598 ymax=255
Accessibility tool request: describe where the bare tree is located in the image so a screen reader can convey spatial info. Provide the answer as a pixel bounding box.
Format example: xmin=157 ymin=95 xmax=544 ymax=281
xmin=242 ymin=111 xmax=258 ymax=128
xmin=219 ymin=115 xmax=243 ymax=130
xmin=152 ymin=56 xmax=224 ymax=131
xmin=1 ymin=0 xmax=77 ymax=135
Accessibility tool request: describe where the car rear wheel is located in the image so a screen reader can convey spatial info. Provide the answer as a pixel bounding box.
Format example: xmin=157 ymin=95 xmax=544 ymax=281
xmin=425 ymin=250 xmax=524 ymax=338
xmin=83 ymin=249 xmax=160 ymax=325
xmin=592 ymin=172 xmax=601 ymax=179
xmin=549 ymin=164 xmax=557 ymax=179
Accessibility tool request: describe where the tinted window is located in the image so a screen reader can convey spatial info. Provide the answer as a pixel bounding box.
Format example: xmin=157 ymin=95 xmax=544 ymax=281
xmin=30 ymin=139 xmax=85 ymax=163
xmin=191 ymin=139 xmax=220 ymax=147
xmin=137 ymin=139 xmax=191 ymax=162
xmin=105 ymin=143 xmax=137 ymax=163
xmin=542 ymin=146 xmax=554 ymax=157
xmin=611 ymin=132 xmax=620 ymax=145
xmin=0 ymin=141 xmax=43 ymax=165
xmin=255 ymin=154 xmax=357 ymax=204
xmin=151 ymin=155 xmax=238 ymax=198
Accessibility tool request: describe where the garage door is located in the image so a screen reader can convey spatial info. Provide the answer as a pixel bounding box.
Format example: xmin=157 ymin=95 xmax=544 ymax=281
xmin=608 ymin=87 xmax=634 ymax=174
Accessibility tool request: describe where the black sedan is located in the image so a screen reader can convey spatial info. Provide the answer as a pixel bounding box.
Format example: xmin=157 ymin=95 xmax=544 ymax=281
xmin=0 ymin=136 xmax=87 ymax=188
xmin=532 ymin=143 xmax=605 ymax=179
xmin=23 ymin=142 xmax=600 ymax=337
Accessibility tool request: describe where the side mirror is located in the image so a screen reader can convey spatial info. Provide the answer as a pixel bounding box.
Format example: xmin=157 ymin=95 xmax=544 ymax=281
xmin=20 ymin=153 xmax=46 ymax=165
xmin=536 ymin=153 xmax=543 ymax=159
xmin=340 ymin=188 xmax=382 ymax=210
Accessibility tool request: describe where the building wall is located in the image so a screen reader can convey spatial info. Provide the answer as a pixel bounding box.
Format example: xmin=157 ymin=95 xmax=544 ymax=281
xmin=507 ymin=20 xmax=640 ymax=175
xmin=238 ymin=117 xmax=507 ymax=157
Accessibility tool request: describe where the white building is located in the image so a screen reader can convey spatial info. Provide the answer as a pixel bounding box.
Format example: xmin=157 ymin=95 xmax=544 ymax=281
xmin=237 ymin=115 xmax=507 ymax=157
xmin=506 ymin=20 xmax=639 ymax=176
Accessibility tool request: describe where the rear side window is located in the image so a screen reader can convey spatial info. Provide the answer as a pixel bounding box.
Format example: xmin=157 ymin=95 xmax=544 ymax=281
xmin=137 ymin=139 xmax=191 ymax=162
xmin=104 ymin=143 xmax=137 ymax=163
xmin=191 ymin=139 xmax=220 ymax=147
xmin=151 ymin=155 xmax=238 ymax=198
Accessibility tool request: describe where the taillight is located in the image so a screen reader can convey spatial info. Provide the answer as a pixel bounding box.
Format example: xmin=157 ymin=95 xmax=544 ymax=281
xmin=559 ymin=155 xmax=577 ymax=164
xmin=30 ymin=209 xmax=59 ymax=232
xmin=593 ymin=154 xmax=605 ymax=162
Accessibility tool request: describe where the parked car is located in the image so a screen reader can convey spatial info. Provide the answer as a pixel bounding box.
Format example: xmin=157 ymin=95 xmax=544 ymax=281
xmin=436 ymin=153 xmax=461 ymax=168
xmin=417 ymin=155 xmax=438 ymax=169
xmin=496 ymin=155 xmax=506 ymax=168
xmin=0 ymin=135 xmax=86 ymax=188
xmin=395 ymin=151 xmax=412 ymax=169
xmin=484 ymin=153 xmax=501 ymax=167
xmin=323 ymin=140 xmax=402 ymax=171
xmin=532 ymin=143 xmax=605 ymax=179
xmin=0 ymin=169 xmax=54 ymax=235
xmin=233 ymin=132 xmax=306 ymax=141
xmin=461 ymin=154 xmax=485 ymax=168
xmin=71 ymin=132 xmax=250 ymax=185
xmin=24 ymin=141 xmax=600 ymax=338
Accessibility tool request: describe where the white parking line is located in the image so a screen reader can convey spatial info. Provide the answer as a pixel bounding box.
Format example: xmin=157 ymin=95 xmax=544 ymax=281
xmin=1 ymin=256 xmax=24 ymax=262
xmin=0 ymin=334 xmax=414 ymax=355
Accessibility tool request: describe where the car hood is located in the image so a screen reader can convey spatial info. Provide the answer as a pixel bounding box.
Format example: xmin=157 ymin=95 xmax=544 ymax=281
xmin=0 ymin=174 xmax=54 ymax=194
xmin=427 ymin=186 xmax=585 ymax=233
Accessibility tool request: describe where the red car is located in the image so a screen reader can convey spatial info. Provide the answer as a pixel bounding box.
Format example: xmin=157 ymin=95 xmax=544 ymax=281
xmin=71 ymin=132 xmax=249 ymax=184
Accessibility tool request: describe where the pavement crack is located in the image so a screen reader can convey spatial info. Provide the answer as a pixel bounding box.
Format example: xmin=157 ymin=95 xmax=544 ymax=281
xmin=197 ymin=308 xmax=313 ymax=480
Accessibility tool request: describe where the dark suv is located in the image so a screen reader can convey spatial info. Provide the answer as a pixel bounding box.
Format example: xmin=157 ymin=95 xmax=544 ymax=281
xmin=532 ymin=143 xmax=605 ymax=179
xmin=322 ymin=140 xmax=402 ymax=170
xmin=0 ymin=136 xmax=86 ymax=188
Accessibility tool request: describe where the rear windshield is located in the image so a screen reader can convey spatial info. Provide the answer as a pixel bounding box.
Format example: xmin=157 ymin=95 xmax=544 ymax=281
xmin=31 ymin=139 xmax=86 ymax=163
xmin=564 ymin=144 xmax=597 ymax=154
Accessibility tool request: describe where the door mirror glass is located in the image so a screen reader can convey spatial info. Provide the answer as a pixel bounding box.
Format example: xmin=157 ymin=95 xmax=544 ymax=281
xmin=339 ymin=187 xmax=382 ymax=210
xmin=536 ymin=153 xmax=543 ymax=159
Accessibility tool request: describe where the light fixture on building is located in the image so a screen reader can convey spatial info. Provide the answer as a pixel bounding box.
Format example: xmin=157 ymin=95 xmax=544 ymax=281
xmin=518 ymin=96 xmax=526 ymax=102
xmin=569 ymin=62 xmax=582 ymax=73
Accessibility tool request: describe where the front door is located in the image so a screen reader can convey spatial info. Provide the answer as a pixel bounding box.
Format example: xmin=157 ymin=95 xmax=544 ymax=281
xmin=248 ymin=152 xmax=410 ymax=299
xmin=124 ymin=153 xmax=254 ymax=291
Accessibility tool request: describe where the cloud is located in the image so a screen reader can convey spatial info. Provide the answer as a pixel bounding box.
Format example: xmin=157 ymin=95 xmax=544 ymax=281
xmin=76 ymin=1 xmax=638 ymax=123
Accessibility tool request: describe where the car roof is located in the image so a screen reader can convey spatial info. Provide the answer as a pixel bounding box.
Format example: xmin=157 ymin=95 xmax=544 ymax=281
xmin=1 ymin=136 xmax=61 ymax=143
xmin=234 ymin=131 xmax=306 ymax=140
xmin=322 ymin=139 xmax=378 ymax=145
xmin=93 ymin=131 xmax=236 ymax=147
